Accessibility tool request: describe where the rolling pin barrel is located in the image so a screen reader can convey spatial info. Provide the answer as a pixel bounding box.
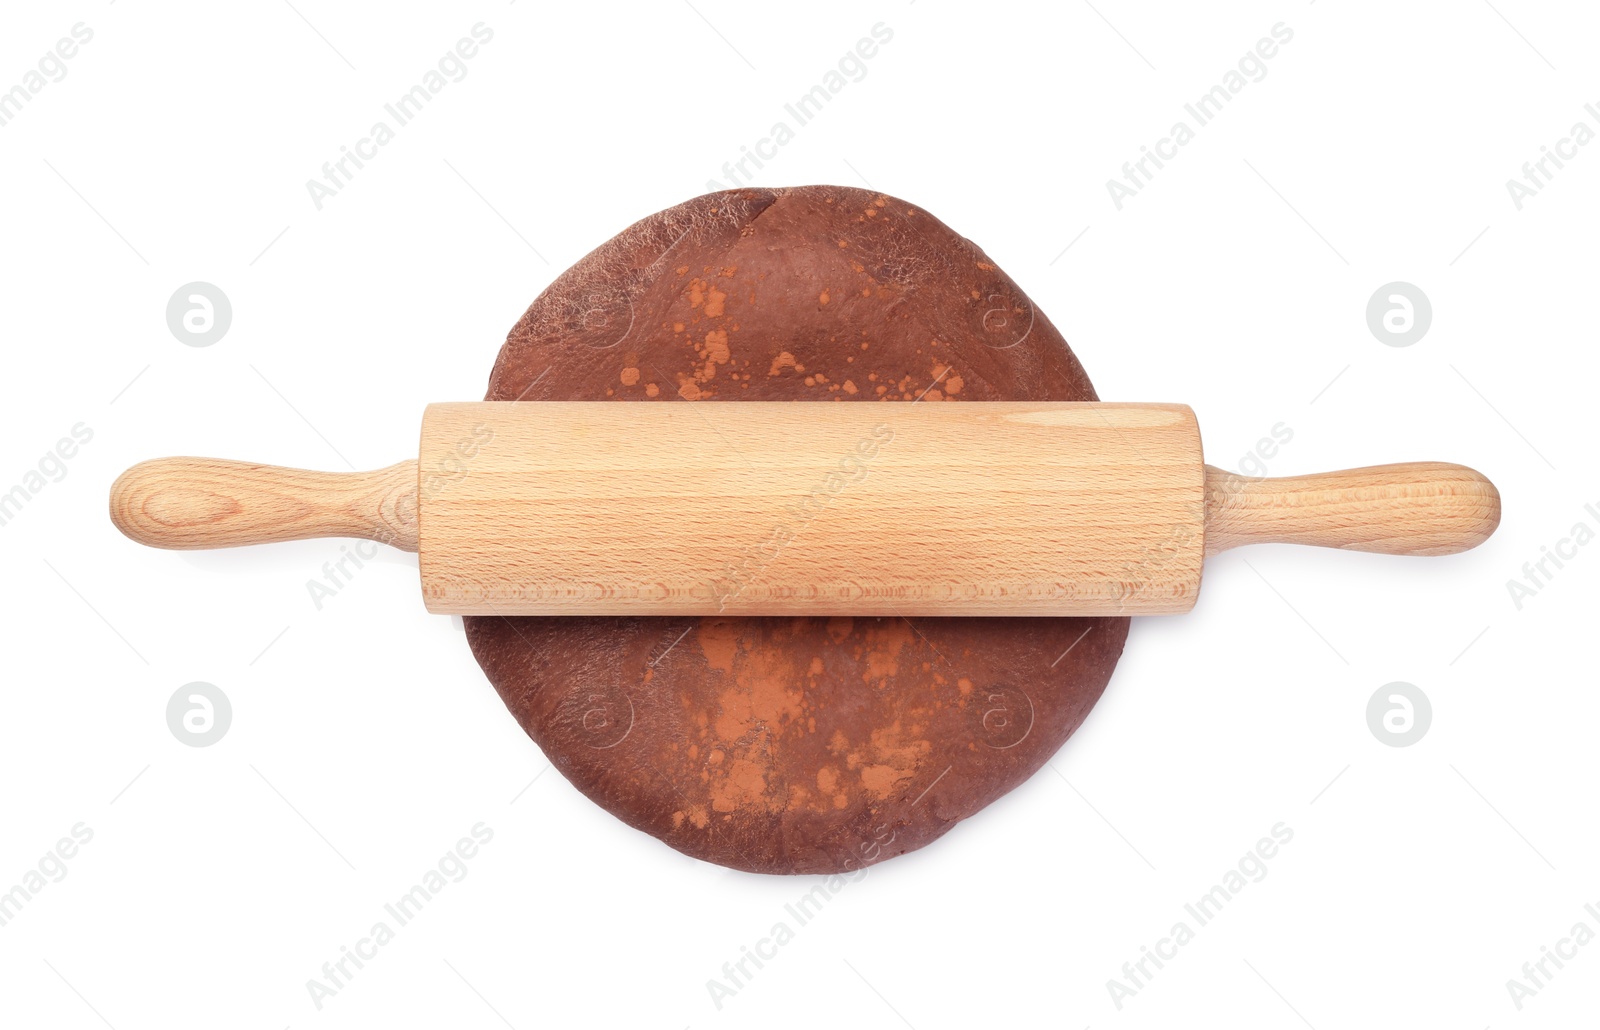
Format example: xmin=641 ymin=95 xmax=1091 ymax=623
xmin=417 ymin=401 xmax=1209 ymax=617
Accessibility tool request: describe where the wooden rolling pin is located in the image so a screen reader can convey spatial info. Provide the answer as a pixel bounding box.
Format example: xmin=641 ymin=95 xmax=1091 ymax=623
xmin=109 ymin=401 xmax=1500 ymax=616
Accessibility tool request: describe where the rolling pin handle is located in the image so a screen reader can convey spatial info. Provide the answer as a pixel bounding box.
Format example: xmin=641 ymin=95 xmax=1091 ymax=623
xmin=109 ymin=458 xmax=419 ymax=552
xmin=1203 ymin=462 xmax=1501 ymax=557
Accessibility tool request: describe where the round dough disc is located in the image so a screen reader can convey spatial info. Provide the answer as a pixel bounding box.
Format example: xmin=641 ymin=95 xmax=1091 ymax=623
xmin=466 ymin=186 xmax=1128 ymax=874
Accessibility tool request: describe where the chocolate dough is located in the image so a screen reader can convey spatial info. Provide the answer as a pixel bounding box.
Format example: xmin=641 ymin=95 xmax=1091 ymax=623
xmin=466 ymin=186 xmax=1127 ymax=874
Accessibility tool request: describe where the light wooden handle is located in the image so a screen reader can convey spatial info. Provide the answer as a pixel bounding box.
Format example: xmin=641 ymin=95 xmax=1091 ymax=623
xmin=109 ymin=458 xmax=419 ymax=552
xmin=1203 ymin=462 xmax=1500 ymax=556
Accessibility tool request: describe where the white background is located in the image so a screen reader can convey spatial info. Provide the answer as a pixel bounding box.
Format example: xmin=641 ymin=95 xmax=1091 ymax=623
xmin=1 ymin=1 xmax=1596 ymax=1027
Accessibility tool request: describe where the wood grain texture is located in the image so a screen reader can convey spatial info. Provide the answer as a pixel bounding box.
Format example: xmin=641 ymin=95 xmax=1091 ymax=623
xmin=1203 ymin=462 xmax=1501 ymax=556
xmin=417 ymin=401 xmax=1207 ymax=616
xmin=109 ymin=458 xmax=419 ymax=551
